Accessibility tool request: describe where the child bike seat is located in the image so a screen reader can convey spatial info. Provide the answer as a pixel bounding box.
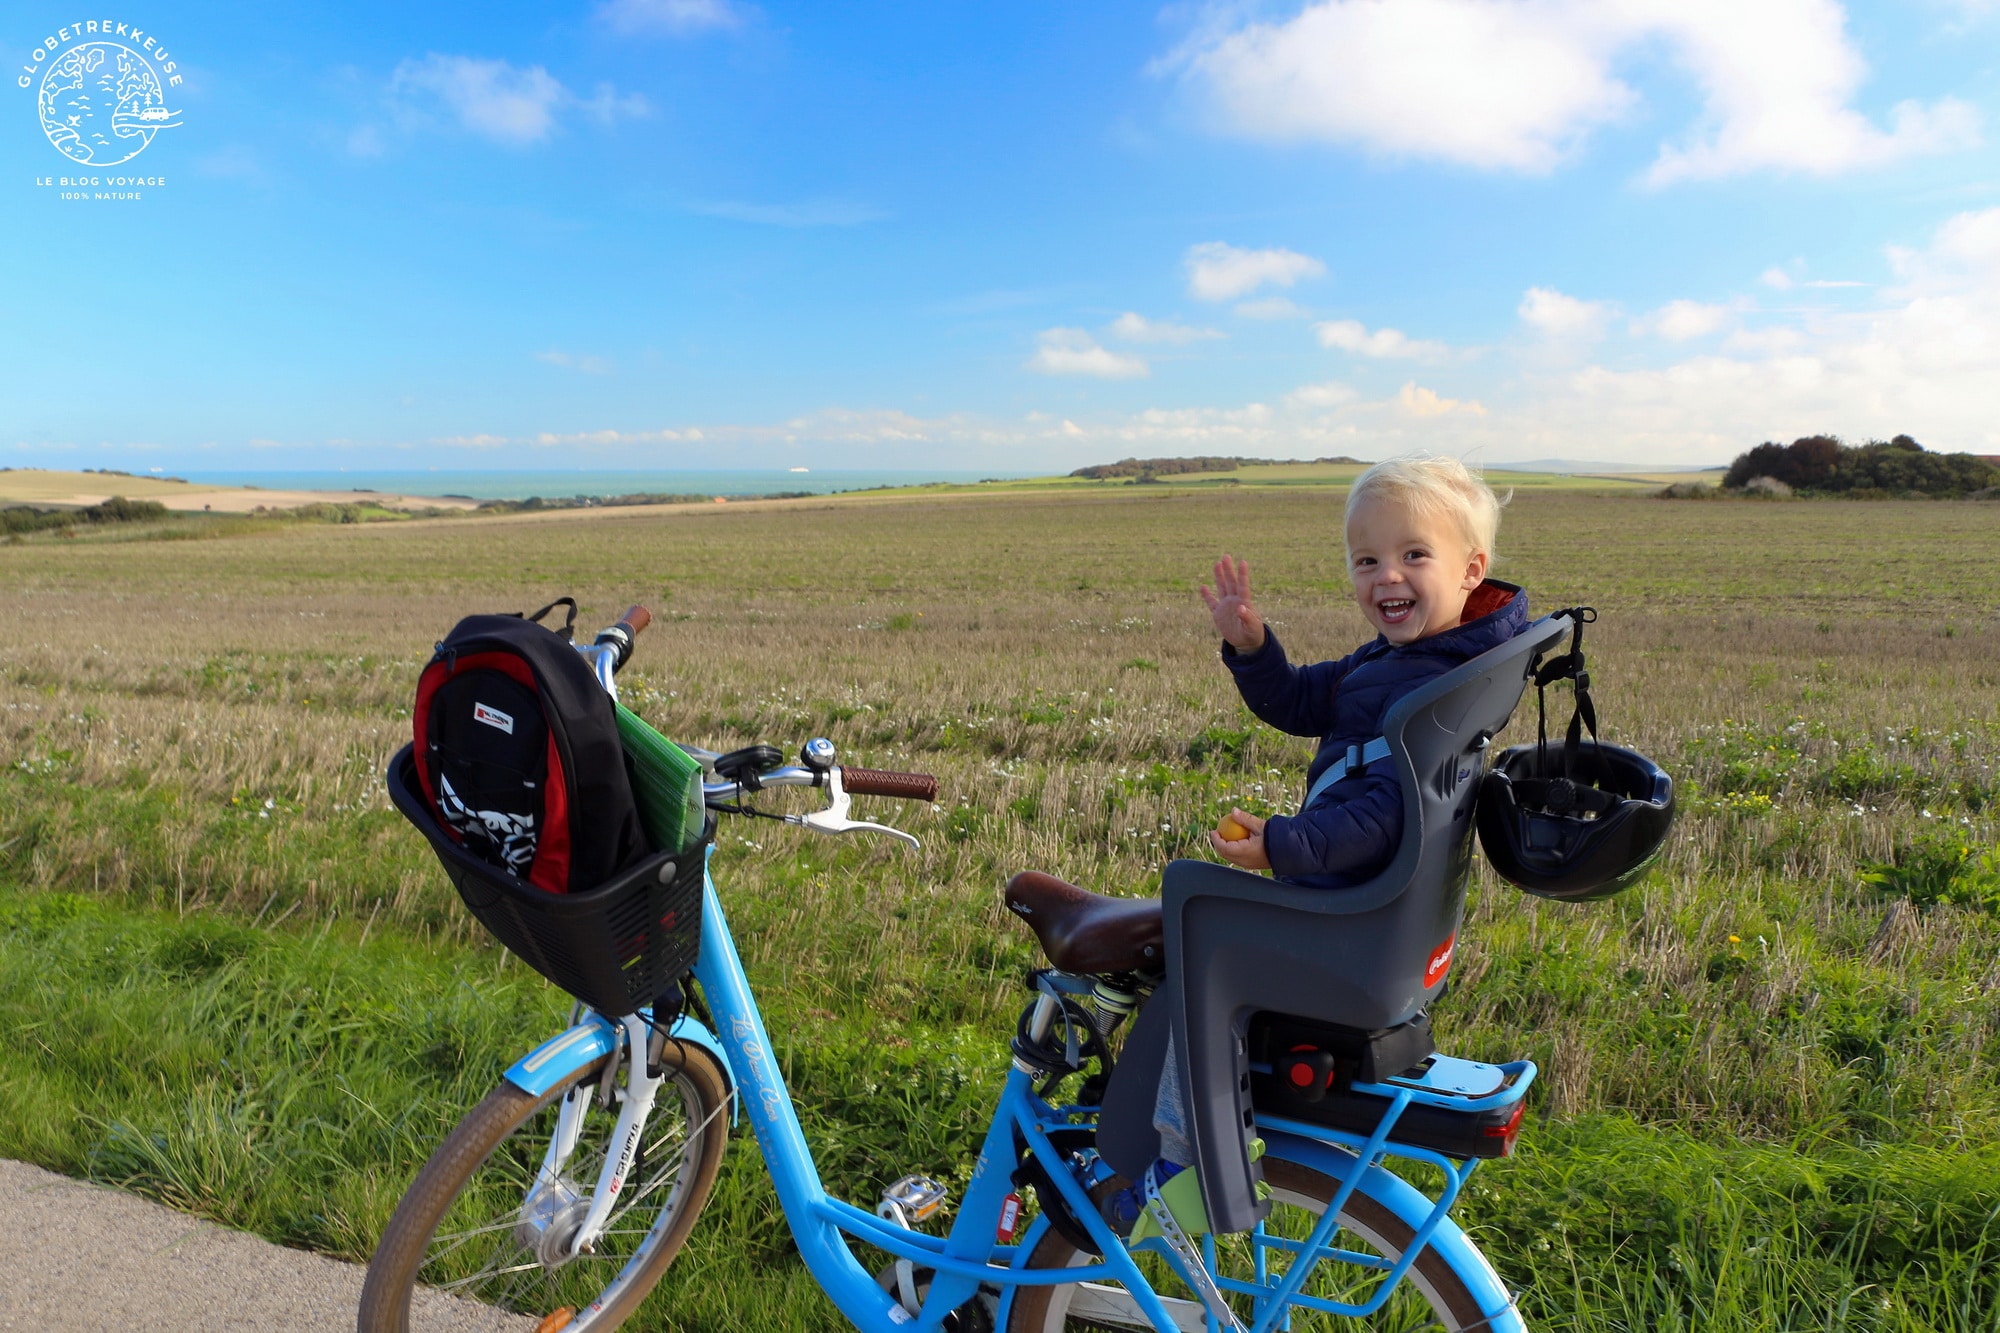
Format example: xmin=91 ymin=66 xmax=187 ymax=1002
xmin=1165 ymin=611 xmax=1576 ymax=1234
xmin=1005 ymin=871 xmax=1164 ymax=974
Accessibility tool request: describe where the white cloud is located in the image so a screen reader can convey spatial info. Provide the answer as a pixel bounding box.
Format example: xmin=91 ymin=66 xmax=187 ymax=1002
xmin=1761 ymin=262 xmax=1868 ymax=291
xmin=1185 ymin=242 xmax=1326 ymax=301
xmin=1631 ymin=299 xmax=1734 ymax=342
xmin=401 ymin=209 xmax=2000 ymax=470
xmin=1514 ymin=207 xmax=2000 ymax=457
xmin=1889 ymin=207 xmax=2000 ymax=291
xmin=596 ymin=0 xmax=747 ymax=34
xmin=1398 ymin=382 xmax=1486 ymax=417
xmin=1026 ymin=329 xmax=1151 ymax=379
xmin=690 ymin=199 xmax=889 ymax=227
xmin=535 ymin=349 xmax=613 ymax=375
xmin=1286 ymin=380 xmax=1358 ymax=409
xmin=1167 ymin=0 xmax=1980 ymax=183
xmin=1234 ymin=297 xmax=1311 ymax=320
xmin=1168 ymin=0 xmax=1629 ymax=173
xmin=1313 ymin=318 xmax=1448 ymax=360
xmin=387 ymin=55 xmax=648 ymax=147
xmin=1642 ymin=14 xmax=1979 ymax=187
xmin=1518 ymin=287 xmax=1612 ymax=340
xmin=576 ymin=83 xmax=653 ymax=127
xmin=1109 ymin=312 xmax=1225 ymax=344
xmin=1722 ymin=326 xmax=1807 ymax=355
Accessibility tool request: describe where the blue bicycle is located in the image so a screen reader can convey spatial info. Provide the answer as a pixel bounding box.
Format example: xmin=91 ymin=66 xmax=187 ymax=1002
xmin=358 ymin=606 xmax=1542 ymax=1333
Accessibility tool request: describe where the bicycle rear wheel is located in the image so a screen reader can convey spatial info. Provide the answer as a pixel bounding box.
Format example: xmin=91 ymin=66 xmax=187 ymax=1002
xmin=358 ymin=1040 xmax=729 ymax=1333
xmin=1006 ymin=1157 xmax=1490 ymax=1332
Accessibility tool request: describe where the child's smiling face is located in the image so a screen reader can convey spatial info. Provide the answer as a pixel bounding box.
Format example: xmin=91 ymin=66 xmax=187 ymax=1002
xmin=1345 ymin=498 xmax=1490 ymax=645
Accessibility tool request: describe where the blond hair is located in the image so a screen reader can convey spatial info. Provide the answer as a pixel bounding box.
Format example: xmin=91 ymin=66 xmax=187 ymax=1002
xmin=1344 ymin=455 xmax=1504 ymax=559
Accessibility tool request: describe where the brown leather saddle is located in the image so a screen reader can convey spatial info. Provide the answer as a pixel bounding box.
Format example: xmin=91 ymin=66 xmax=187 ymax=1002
xmin=1004 ymin=870 xmax=1163 ymax=974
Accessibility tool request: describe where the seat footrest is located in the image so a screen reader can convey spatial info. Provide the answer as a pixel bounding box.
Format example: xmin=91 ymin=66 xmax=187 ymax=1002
xmin=1246 ymin=1010 xmax=1526 ymax=1161
xmin=1249 ymin=1010 xmax=1436 ymax=1088
xmin=1251 ymin=1065 xmax=1527 ymax=1160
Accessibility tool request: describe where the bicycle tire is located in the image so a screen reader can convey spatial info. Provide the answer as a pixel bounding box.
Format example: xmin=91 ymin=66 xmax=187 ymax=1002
xmin=358 ymin=1041 xmax=729 ymax=1333
xmin=1006 ymin=1157 xmax=1489 ymax=1332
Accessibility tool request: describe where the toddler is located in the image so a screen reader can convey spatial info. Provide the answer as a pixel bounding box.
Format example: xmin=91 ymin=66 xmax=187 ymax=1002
xmin=1119 ymin=455 xmax=1526 ymax=1241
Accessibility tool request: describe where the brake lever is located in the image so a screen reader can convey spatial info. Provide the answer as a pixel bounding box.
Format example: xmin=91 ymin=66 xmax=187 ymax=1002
xmin=784 ymin=768 xmax=921 ymax=850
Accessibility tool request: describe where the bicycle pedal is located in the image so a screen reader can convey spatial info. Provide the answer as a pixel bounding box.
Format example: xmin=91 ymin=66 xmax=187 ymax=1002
xmin=876 ymin=1174 xmax=949 ymax=1227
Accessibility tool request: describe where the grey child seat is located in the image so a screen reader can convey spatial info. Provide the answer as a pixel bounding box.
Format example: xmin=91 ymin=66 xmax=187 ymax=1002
xmin=1165 ymin=611 xmax=1575 ymax=1235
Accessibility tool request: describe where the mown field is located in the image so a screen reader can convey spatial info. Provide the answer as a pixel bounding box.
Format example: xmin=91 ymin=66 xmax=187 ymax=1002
xmin=3 ymin=485 xmax=1998 ymax=1331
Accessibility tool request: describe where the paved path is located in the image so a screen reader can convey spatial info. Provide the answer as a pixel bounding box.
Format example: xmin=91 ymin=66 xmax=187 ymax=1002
xmin=0 ymin=1160 xmax=534 ymax=1332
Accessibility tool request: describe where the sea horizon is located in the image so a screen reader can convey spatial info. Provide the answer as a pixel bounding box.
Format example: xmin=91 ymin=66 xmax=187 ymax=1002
xmin=170 ymin=468 xmax=1038 ymax=501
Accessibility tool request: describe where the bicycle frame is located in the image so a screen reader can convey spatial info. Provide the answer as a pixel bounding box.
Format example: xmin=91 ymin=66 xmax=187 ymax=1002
xmin=509 ymin=635 xmax=1530 ymax=1332
xmin=506 ymin=852 xmax=1530 ymax=1333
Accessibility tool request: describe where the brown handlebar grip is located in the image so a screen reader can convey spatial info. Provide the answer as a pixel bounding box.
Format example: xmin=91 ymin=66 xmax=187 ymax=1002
xmin=841 ymin=768 xmax=939 ymax=802
xmin=619 ymin=605 xmax=652 ymax=637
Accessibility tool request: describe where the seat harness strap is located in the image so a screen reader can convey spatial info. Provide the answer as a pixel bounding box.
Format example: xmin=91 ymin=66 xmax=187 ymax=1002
xmin=1302 ymin=735 xmax=1393 ymax=809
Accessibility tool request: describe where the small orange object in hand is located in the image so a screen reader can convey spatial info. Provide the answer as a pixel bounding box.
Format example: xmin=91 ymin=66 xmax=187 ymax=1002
xmin=1216 ymin=816 xmax=1251 ymax=842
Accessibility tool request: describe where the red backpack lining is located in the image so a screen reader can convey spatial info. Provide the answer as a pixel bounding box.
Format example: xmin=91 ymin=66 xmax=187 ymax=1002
xmin=413 ymin=649 xmax=574 ymax=894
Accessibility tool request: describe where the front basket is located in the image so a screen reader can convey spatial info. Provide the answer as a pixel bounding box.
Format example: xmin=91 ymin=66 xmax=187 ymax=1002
xmin=387 ymin=744 xmax=709 ymax=1017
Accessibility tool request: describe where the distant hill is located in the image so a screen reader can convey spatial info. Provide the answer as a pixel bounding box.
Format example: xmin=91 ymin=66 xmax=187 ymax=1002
xmin=1491 ymin=458 xmax=1726 ymax=474
xmin=1070 ymin=455 xmax=1364 ymax=479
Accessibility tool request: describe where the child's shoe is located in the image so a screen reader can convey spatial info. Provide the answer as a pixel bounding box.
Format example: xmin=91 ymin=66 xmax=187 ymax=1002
xmin=1100 ymin=1159 xmax=1182 ymax=1239
xmin=1101 ymin=1140 xmax=1268 ymax=1244
xmin=1128 ymin=1159 xmax=1209 ymax=1243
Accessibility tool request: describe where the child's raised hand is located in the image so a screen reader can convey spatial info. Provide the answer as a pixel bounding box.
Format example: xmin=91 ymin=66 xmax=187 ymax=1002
xmin=1209 ymin=807 xmax=1271 ymax=871
xmin=1199 ymin=555 xmax=1266 ymax=652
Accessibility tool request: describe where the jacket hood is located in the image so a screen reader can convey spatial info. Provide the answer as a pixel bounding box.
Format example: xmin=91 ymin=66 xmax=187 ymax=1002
xmin=1377 ymin=578 xmax=1527 ymax=662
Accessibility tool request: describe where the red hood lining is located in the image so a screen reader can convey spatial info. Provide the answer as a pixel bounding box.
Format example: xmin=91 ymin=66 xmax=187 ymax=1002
xmin=1460 ymin=581 xmax=1513 ymax=624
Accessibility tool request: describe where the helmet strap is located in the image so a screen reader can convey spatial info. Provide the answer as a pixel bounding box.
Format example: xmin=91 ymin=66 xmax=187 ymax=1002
xmin=1533 ymin=608 xmax=1599 ymax=779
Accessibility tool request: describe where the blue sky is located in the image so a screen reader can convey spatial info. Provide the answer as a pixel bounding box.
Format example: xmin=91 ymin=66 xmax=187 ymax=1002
xmin=5 ymin=0 xmax=1998 ymax=473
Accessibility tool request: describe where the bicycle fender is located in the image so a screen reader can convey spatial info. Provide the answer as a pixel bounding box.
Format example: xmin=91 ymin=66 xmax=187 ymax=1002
xmin=504 ymin=1012 xmax=739 ymax=1124
xmin=1261 ymin=1129 xmax=1525 ymax=1332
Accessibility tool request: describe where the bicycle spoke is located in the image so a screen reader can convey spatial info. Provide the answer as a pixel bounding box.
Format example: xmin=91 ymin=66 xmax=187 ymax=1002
xmin=436 ymin=1259 xmax=545 ymax=1293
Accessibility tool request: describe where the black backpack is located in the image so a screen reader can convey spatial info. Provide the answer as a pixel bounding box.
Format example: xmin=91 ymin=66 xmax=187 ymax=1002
xmin=410 ymin=599 xmax=647 ymax=894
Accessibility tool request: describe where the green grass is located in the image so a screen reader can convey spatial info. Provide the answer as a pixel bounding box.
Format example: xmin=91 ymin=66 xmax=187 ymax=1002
xmin=8 ymin=885 xmax=1999 ymax=1331
xmin=2 ymin=484 xmax=1998 ymax=1328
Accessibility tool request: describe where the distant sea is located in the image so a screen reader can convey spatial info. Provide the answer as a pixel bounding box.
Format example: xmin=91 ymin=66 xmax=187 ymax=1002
xmin=174 ymin=469 xmax=1036 ymax=501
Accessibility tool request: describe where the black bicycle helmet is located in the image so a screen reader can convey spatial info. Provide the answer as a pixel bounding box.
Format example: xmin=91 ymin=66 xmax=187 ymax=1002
xmin=1474 ymin=608 xmax=1675 ymax=902
xmin=1477 ymin=740 xmax=1674 ymax=901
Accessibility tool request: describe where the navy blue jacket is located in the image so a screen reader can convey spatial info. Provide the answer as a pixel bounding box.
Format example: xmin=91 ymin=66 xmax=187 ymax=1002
xmin=1221 ymin=580 xmax=1528 ymax=890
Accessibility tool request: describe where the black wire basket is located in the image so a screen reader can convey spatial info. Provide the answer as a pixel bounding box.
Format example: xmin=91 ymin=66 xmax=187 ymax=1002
xmin=388 ymin=744 xmax=710 ymax=1017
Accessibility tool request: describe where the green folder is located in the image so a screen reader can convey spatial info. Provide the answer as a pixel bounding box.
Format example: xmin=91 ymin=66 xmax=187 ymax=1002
xmin=615 ymin=702 xmax=707 ymax=853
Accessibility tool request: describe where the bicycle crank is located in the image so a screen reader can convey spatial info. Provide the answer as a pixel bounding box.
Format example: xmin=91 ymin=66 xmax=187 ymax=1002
xmin=874 ymin=1260 xmax=997 ymax=1333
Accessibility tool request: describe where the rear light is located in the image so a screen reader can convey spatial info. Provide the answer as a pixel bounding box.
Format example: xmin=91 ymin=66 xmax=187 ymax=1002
xmin=1481 ymin=1099 xmax=1526 ymax=1156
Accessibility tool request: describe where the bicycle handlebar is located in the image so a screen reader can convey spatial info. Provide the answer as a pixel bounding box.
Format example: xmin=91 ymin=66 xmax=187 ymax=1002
xmin=592 ymin=605 xmax=652 ymax=673
xmin=840 ymin=768 xmax=938 ymax=802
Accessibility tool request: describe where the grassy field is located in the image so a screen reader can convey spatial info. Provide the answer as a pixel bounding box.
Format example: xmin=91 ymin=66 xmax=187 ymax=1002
xmin=3 ymin=485 xmax=1999 ymax=1330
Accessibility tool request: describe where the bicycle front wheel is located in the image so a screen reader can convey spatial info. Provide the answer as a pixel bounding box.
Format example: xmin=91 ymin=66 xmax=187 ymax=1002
xmin=358 ymin=1040 xmax=730 ymax=1333
xmin=1007 ymin=1157 xmax=1490 ymax=1332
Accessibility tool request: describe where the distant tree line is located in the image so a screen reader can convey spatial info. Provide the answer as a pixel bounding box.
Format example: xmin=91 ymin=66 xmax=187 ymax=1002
xmin=1 ymin=495 xmax=169 ymax=535
xmin=1723 ymin=435 xmax=1999 ymax=498
xmin=1070 ymin=455 xmax=1364 ymax=479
